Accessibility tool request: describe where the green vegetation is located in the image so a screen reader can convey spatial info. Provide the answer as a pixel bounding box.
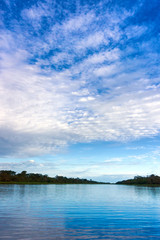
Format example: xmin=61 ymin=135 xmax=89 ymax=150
xmin=0 ymin=170 xmax=106 ymax=184
xmin=116 ymin=174 xmax=160 ymax=185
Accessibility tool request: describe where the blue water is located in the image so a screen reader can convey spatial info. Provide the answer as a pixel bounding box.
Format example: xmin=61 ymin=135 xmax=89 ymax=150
xmin=0 ymin=184 xmax=160 ymax=239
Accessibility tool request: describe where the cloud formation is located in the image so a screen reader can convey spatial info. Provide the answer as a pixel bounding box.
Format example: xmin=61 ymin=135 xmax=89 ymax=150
xmin=0 ymin=0 xmax=160 ymax=158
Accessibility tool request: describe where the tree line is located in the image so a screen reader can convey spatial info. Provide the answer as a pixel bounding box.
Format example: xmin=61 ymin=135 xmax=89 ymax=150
xmin=0 ymin=170 xmax=105 ymax=184
xmin=116 ymin=174 xmax=160 ymax=185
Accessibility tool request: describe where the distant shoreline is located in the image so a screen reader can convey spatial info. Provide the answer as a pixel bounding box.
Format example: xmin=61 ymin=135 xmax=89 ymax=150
xmin=116 ymin=174 xmax=160 ymax=186
xmin=0 ymin=170 xmax=108 ymax=184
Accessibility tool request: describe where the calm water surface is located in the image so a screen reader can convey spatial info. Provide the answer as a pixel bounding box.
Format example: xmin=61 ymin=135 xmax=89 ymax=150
xmin=0 ymin=184 xmax=160 ymax=239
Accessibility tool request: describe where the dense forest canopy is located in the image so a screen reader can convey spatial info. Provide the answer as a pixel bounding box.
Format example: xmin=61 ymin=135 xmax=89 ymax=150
xmin=116 ymin=174 xmax=160 ymax=185
xmin=0 ymin=170 xmax=106 ymax=184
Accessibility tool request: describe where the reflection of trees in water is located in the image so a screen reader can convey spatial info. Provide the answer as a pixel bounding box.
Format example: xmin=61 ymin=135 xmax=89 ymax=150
xmin=0 ymin=184 xmax=15 ymax=198
xmin=133 ymin=185 xmax=160 ymax=199
xmin=0 ymin=184 xmax=27 ymax=199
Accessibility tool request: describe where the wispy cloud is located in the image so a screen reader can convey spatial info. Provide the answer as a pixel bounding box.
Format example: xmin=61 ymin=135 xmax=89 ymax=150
xmin=0 ymin=159 xmax=42 ymax=171
xmin=104 ymin=158 xmax=122 ymax=163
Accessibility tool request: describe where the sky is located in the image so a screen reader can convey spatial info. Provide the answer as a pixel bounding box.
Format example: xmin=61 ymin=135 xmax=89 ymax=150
xmin=0 ymin=0 xmax=160 ymax=182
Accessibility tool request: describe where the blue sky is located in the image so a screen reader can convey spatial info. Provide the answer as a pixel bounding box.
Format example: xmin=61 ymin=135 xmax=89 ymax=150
xmin=0 ymin=0 xmax=160 ymax=182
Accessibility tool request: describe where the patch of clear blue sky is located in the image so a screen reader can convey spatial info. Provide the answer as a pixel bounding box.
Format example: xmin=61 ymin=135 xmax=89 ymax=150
xmin=48 ymin=136 xmax=160 ymax=163
xmin=1 ymin=136 xmax=160 ymax=182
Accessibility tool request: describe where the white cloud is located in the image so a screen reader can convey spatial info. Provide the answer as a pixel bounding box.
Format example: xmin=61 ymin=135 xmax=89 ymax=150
xmin=63 ymin=12 xmax=95 ymax=32
xmin=86 ymin=48 xmax=120 ymax=64
xmin=94 ymin=64 xmax=116 ymax=77
xmin=29 ymin=160 xmax=35 ymax=163
xmin=104 ymin=158 xmax=122 ymax=163
xmin=21 ymin=2 xmax=51 ymax=21
xmin=125 ymin=25 xmax=147 ymax=39
xmin=79 ymin=97 xmax=95 ymax=102
xmin=76 ymin=32 xmax=105 ymax=50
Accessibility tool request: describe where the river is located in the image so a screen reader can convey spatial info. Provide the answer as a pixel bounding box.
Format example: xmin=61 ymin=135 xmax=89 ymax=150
xmin=0 ymin=184 xmax=160 ymax=239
